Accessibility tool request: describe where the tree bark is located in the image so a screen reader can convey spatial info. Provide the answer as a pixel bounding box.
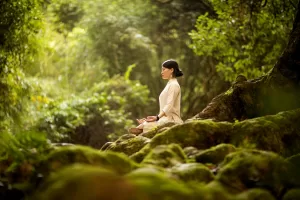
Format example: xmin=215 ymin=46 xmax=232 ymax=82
xmin=194 ymin=1 xmax=300 ymax=122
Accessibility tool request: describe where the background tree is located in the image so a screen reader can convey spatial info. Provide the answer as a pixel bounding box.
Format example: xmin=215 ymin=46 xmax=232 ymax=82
xmin=189 ymin=0 xmax=297 ymax=82
xmin=195 ymin=0 xmax=300 ymax=122
xmin=0 ymin=0 xmax=43 ymax=129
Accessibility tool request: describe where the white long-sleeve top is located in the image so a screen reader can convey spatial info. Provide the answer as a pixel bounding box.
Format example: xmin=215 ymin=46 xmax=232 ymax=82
xmin=159 ymin=78 xmax=183 ymax=124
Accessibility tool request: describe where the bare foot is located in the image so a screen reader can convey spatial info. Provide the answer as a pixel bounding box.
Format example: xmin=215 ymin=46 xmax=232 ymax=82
xmin=128 ymin=127 xmax=143 ymax=135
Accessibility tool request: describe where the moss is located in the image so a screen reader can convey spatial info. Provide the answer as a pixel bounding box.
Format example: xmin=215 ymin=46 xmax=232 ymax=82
xmin=126 ymin=168 xmax=194 ymax=200
xmin=216 ymin=149 xmax=297 ymax=197
xmin=114 ymin=134 xmax=136 ymax=143
xmin=169 ymin=163 xmax=214 ymax=183
xmin=195 ymin=143 xmax=236 ymax=164
xmin=232 ymin=118 xmax=283 ymax=152
xmin=32 ymin=164 xmax=137 ymax=200
xmin=130 ymin=120 xmax=232 ymax=163
xmin=282 ymin=189 xmax=300 ymax=200
xmin=287 ymin=153 xmax=300 ymax=167
xmin=183 ymin=146 xmax=199 ymax=158
xmin=41 ymin=145 xmax=139 ymax=175
xmin=141 ymin=144 xmax=187 ymax=168
xmin=286 ymin=154 xmax=300 ymax=184
xmin=130 ymin=149 xmax=149 ymax=163
xmin=199 ymin=181 xmax=233 ymax=199
xmin=225 ymin=88 xmax=234 ymax=95
xmin=131 ymin=109 xmax=300 ymax=163
xmin=140 ymin=122 xmax=177 ymax=139
xmin=234 ymin=188 xmax=276 ymax=200
xmin=107 ymin=135 xmax=150 ymax=156
xmin=231 ymin=109 xmax=300 ymax=157
xmin=129 ymin=166 xmax=167 ymax=175
xmin=149 ymin=120 xmax=232 ymax=149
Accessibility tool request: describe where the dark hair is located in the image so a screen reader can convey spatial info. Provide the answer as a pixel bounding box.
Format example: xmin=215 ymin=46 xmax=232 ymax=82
xmin=162 ymin=59 xmax=183 ymax=77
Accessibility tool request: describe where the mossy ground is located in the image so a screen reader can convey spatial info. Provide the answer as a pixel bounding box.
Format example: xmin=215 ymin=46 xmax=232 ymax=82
xmin=2 ymin=109 xmax=300 ymax=199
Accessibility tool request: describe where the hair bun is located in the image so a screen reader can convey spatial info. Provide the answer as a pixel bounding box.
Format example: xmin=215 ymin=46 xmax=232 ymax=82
xmin=175 ymin=69 xmax=183 ymax=77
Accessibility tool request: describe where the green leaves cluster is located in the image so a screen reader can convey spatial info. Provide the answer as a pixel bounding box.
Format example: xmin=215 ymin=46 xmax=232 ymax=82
xmin=33 ymin=75 xmax=151 ymax=143
xmin=189 ymin=0 xmax=296 ymax=81
xmin=0 ymin=0 xmax=43 ymax=127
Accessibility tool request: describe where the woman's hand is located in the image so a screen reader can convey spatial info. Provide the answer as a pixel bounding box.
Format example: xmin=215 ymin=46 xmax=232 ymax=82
xmin=146 ymin=116 xmax=157 ymax=122
xmin=136 ymin=118 xmax=146 ymax=124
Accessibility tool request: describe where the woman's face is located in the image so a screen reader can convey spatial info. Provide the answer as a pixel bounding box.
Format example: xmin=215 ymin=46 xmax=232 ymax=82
xmin=161 ymin=67 xmax=174 ymax=80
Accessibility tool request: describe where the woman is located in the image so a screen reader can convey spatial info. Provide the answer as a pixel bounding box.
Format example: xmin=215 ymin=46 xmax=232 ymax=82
xmin=129 ymin=59 xmax=184 ymax=135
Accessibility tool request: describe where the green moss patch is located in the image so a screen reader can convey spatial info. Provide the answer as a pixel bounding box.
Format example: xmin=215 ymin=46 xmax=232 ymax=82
xmin=234 ymin=188 xmax=275 ymax=200
xmin=216 ymin=149 xmax=298 ymax=197
xmin=195 ymin=143 xmax=236 ymax=164
xmin=141 ymin=144 xmax=187 ymax=168
xmin=106 ymin=135 xmax=150 ymax=156
xmin=169 ymin=163 xmax=214 ymax=183
xmin=282 ymin=189 xmax=300 ymax=200
xmin=32 ymin=164 xmax=137 ymax=200
xmin=41 ymin=145 xmax=139 ymax=175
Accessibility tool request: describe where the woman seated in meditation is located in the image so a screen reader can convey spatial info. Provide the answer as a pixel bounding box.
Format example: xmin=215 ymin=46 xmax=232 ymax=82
xmin=129 ymin=59 xmax=184 ymax=135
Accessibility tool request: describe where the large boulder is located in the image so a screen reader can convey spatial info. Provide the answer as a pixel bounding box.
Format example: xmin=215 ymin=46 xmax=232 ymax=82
xmin=40 ymin=145 xmax=139 ymax=175
xmin=31 ymin=164 xmax=137 ymax=200
xmin=131 ymin=109 xmax=300 ymax=162
xmin=195 ymin=143 xmax=237 ymax=165
xmin=105 ymin=135 xmax=150 ymax=156
xmin=169 ymin=163 xmax=214 ymax=183
xmin=282 ymin=189 xmax=300 ymax=200
xmin=141 ymin=144 xmax=187 ymax=168
xmin=33 ymin=164 xmax=200 ymax=200
xmin=233 ymin=188 xmax=276 ymax=200
xmin=126 ymin=167 xmax=201 ymax=200
xmin=131 ymin=120 xmax=232 ymax=162
xmin=215 ymin=150 xmax=299 ymax=198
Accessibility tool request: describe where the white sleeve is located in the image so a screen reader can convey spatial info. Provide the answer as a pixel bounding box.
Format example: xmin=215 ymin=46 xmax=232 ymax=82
xmin=162 ymin=84 xmax=180 ymax=116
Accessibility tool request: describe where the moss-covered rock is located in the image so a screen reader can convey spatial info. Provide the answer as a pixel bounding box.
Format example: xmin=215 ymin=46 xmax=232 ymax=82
xmin=126 ymin=168 xmax=195 ymax=200
xmin=32 ymin=164 xmax=137 ymax=200
xmin=286 ymin=154 xmax=300 ymax=184
xmin=115 ymin=133 xmax=137 ymax=143
xmin=287 ymin=153 xmax=300 ymax=168
xmin=40 ymin=145 xmax=139 ymax=175
xmin=140 ymin=122 xmax=177 ymax=139
xmin=131 ymin=120 xmax=232 ymax=163
xmin=282 ymin=189 xmax=300 ymax=200
xmin=132 ymin=109 xmax=300 ymax=163
xmin=233 ymin=188 xmax=276 ymax=200
xmin=169 ymin=163 xmax=214 ymax=183
xmin=183 ymin=146 xmax=199 ymax=159
xmin=231 ymin=109 xmax=300 ymax=157
xmin=196 ymin=180 xmax=233 ymax=199
xmin=195 ymin=143 xmax=236 ymax=164
xmin=216 ymin=150 xmax=298 ymax=197
xmin=141 ymin=144 xmax=187 ymax=168
xmin=106 ymin=135 xmax=150 ymax=156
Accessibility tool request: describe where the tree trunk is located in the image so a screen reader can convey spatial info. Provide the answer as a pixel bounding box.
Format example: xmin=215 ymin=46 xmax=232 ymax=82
xmin=194 ymin=1 xmax=300 ymax=122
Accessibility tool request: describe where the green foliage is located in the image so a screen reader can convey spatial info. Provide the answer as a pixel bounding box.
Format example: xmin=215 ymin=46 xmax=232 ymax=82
xmin=0 ymin=131 xmax=49 ymax=162
xmin=37 ymin=93 xmax=132 ymax=142
xmin=124 ymin=64 xmax=137 ymax=81
xmin=28 ymin=75 xmax=151 ymax=143
xmin=0 ymin=130 xmax=52 ymax=191
xmin=0 ymin=0 xmax=43 ymax=128
xmin=47 ymin=0 xmax=84 ymax=33
xmin=87 ymin=75 xmax=152 ymax=119
xmin=189 ymin=0 xmax=296 ymax=81
xmin=83 ymin=0 xmax=156 ymax=76
xmin=0 ymin=69 xmax=31 ymax=129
